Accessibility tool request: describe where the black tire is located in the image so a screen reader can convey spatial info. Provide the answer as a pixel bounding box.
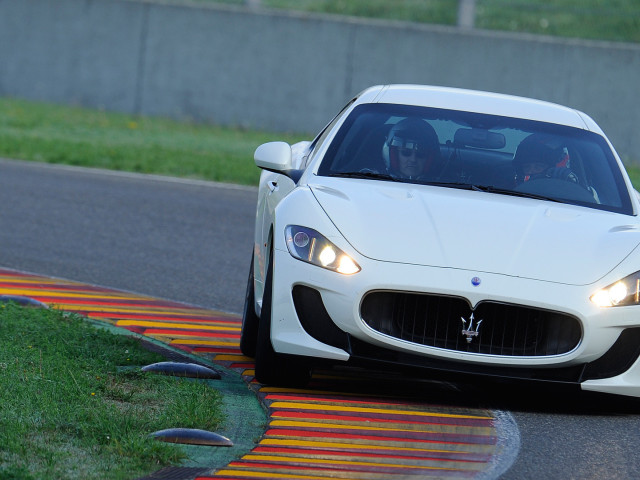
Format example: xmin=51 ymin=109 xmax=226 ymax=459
xmin=254 ymin=250 xmax=312 ymax=387
xmin=240 ymin=254 xmax=260 ymax=358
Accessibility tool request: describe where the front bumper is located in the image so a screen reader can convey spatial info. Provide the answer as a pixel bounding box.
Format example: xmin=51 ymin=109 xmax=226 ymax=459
xmin=269 ymin=245 xmax=640 ymax=397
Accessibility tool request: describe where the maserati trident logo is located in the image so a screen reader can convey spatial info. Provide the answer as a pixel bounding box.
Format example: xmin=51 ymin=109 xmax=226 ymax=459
xmin=461 ymin=313 xmax=483 ymax=343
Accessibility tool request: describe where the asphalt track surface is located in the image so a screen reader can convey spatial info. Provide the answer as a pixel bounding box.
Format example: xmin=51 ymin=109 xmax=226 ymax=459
xmin=2 ymin=158 xmax=640 ymax=479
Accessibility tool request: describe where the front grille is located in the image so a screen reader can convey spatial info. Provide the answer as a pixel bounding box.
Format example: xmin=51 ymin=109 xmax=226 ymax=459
xmin=361 ymin=291 xmax=582 ymax=357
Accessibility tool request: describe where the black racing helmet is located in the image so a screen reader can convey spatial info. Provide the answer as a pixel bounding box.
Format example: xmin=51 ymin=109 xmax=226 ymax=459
xmin=513 ymin=133 xmax=567 ymax=173
xmin=382 ymin=118 xmax=440 ymax=174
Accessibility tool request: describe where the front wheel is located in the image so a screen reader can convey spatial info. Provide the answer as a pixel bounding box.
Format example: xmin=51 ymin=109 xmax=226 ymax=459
xmin=239 ymin=254 xmax=259 ymax=358
xmin=254 ymin=251 xmax=312 ymax=387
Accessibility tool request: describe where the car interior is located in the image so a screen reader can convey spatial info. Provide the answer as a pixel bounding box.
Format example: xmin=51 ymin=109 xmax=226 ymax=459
xmin=318 ymin=104 xmax=632 ymax=215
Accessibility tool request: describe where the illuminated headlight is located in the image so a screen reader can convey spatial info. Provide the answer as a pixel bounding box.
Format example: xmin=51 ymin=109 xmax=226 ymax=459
xmin=591 ymin=271 xmax=640 ymax=307
xmin=285 ymin=225 xmax=360 ymax=275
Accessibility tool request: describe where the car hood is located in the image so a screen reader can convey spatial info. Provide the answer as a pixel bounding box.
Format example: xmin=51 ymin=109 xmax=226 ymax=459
xmin=310 ymin=178 xmax=640 ymax=286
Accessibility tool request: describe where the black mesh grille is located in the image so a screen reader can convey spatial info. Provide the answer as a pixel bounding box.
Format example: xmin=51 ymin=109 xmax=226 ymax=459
xmin=361 ymin=291 xmax=582 ymax=357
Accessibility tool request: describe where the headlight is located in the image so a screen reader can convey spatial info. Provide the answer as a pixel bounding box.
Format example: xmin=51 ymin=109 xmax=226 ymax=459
xmin=591 ymin=271 xmax=640 ymax=307
xmin=285 ymin=225 xmax=360 ymax=275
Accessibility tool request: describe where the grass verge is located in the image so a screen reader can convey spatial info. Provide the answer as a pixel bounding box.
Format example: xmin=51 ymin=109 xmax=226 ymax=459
xmin=0 ymin=97 xmax=305 ymax=187
xmin=0 ymin=303 xmax=224 ymax=480
xmin=186 ymin=0 xmax=640 ymax=43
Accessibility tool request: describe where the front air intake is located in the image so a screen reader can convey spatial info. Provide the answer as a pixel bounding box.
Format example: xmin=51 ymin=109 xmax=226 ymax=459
xmin=361 ymin=291 xmax=582 ymax=357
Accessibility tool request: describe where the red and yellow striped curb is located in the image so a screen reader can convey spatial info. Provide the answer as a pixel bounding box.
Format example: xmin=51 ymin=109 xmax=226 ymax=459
xmin=0 ymin=268 xmax=501 ymax=479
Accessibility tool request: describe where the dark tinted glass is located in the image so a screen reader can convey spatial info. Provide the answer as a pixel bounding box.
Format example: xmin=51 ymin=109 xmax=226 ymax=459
xmin=317 ymin=104 xmax=632 ymax=215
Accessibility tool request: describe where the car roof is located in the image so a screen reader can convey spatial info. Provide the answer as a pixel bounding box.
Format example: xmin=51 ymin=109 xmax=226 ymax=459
xmin=356 ymin=84 xmax=597 ymax=132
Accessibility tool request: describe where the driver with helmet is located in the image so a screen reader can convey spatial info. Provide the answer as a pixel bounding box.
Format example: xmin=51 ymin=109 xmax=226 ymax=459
xmin=382 ymin=118 xmax=442 ymax=180
xmin=513 ymin=133 xmax=578 ymax=184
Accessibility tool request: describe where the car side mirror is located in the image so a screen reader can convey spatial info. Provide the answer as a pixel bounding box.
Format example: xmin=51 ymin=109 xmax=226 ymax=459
xmin=255 ymin=142 xmax=292 ymax=171
xmin=254 ymin=142 xmax=303 ymax=183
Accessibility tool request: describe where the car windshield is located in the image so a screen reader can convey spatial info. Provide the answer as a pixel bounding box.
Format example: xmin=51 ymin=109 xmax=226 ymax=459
xmin=317 ymin=104 xmax=633 ymax=215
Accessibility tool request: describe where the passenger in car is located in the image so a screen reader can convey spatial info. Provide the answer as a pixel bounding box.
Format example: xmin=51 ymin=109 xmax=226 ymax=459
xmin=382 ymin=118 xmax=442 ymax=180
xmin=513 ymin=133 xmax=579 ymax=184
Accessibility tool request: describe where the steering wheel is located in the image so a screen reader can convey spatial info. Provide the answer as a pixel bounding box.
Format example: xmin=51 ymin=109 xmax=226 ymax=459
xmin=514 ymin=177 xmax=596 ymax=204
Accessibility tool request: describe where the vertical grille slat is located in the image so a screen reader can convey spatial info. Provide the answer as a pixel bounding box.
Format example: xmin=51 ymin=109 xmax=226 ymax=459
xmin=511 ymin=311 xmax=518 ymax=356
xmin=500 ymin=309 xmax=508 ymax=356
xmin=429 ymin=296 xmax=437 ymax=346
xmin=360 ymin=291 xmax=581 ymax=357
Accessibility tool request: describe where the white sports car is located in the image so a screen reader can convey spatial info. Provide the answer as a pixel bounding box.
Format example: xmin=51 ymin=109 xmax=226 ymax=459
xmin=241 ymin=84 xmax=640 ymax=398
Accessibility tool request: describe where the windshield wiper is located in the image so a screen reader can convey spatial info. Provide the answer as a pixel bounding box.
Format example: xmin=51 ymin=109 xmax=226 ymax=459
xmin=424 ymin=181 xmax=562 ymax=203
xmin=328 ymin=171 xmax=401 ymax=182
xmin=422 ymin=181 xmax=480 ymax=191
xmin=327 ymin=175 xmax=561 ymax=203
xmin=472 ymin=185 xmax=562 ymax=203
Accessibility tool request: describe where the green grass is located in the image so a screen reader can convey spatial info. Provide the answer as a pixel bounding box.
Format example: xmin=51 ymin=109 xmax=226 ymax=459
xmin=0 ymin=97 xmax=305 ymax=186
xmin=626 ymin=166 xmax=640 ymax=188
xmin=476 ymin=0 xmax=640 ymax=43
xmin=0 ymin=303 xmax=224 ymax=480
xmin=263 ymin=0 xmax=458 ymax=25
xmin=184 ymin=0 xmax=640 ymax=44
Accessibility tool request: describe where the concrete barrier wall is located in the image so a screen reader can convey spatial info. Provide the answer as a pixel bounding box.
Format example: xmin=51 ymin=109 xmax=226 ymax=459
xmin=1 ymin=0 xmax=639 ymax=161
